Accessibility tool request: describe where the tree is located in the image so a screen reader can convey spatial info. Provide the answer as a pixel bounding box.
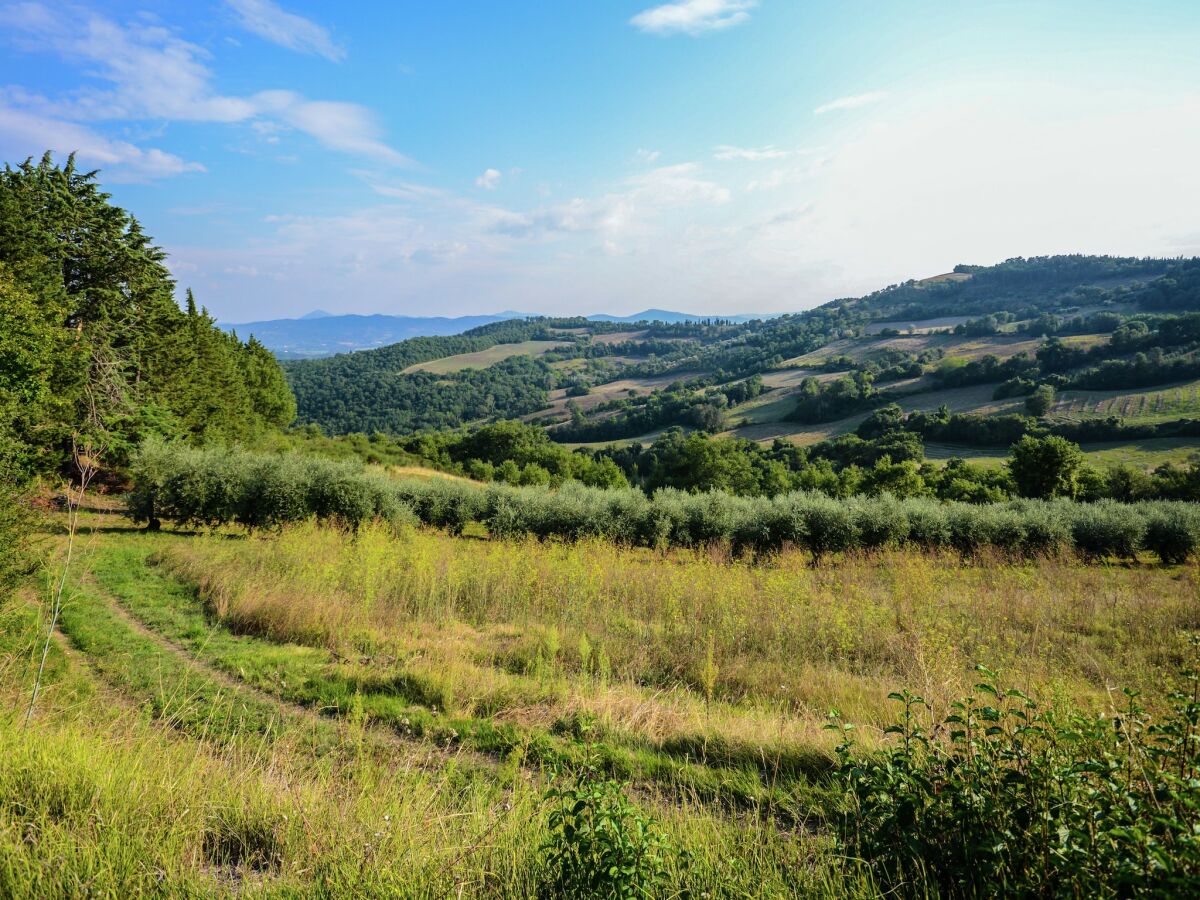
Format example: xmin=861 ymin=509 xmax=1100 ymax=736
xmin=0 ymin=153 xmax=297 ymax=473
xmin=1025 ymin=384 xmax=1056 ymax=417
xmin=1006 ymin=435 xmax=1083 ymax=499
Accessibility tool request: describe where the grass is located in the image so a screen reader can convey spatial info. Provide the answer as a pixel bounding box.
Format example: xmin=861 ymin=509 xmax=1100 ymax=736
xmin=3 ymin=510 xmax=1197 ymax=896
xmin=155 ymin=519 xmax=1196 ymax=739
xmin=402 ymin=340 xmax=568 ymax=374
xmin=1 ymin=519 xmax=840 ymax=898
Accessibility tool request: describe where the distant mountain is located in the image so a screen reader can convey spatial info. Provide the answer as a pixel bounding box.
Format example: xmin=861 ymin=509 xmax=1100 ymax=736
xmin=226 ymin=308 xmax=777 ymax=357
xmin=223 ymin=312 xmax=528 ymax=358
xmin=586 ymin=308 xmax=772 ymax=324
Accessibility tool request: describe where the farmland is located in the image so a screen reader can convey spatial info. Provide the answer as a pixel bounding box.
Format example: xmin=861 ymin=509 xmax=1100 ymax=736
xmin=402 ymin=339 xmax=569 ymax=374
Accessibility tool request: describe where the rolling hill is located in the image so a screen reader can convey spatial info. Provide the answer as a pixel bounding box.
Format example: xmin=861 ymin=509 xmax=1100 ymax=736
xmin=283 ymin=255 xmax=1200 ymax=471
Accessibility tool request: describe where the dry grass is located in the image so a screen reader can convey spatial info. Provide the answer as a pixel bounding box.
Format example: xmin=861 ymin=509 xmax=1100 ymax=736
xmin=402 ymin=340 xmax=567 ymax=374
xmin=157 ymin=523 xmax=1199 ymax=757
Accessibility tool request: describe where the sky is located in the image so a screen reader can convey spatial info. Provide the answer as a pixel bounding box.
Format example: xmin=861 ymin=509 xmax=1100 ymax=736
xmin=2 ymin=1 xmax=1200 ymax=323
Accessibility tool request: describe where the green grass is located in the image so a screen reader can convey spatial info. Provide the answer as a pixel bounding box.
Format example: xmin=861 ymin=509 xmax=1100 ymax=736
xmin=0 ymin=521 xmax=839 ymax=898
xmin=1050 ymin=378 xmax=1200 ymax=424
xmin=77 ymin=528 xmax=832 ymax=819
xmin=6 ymin=506 xmax=1198 ymax=897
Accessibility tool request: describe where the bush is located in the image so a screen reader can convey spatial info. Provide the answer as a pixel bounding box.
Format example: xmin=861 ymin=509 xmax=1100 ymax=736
xmin=848 ymin=494 xmax=910 ymax=551
xmin=1069 ymin=500 xmax=1146 ymax=560
xmin=830 ymin=655 xmax=1200 ymax=897
xmin=1143 ymin=504 xmax=1200 ymax=564
xmin=0 ymin=484 xmax=40 ymax=595
xmin=541 ymin=747 xmax=672 ymax=899
xmin=127 ymin=443 xmax=416 ymax=532
xmin=800 ymin=494 xmax=860 ymax=562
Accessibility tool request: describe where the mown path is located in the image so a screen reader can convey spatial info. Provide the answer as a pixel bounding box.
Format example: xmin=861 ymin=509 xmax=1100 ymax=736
xmin=55 ymin=523 xmax=511 ymax=784
xmin=55 ymin=519 xmax=828 ymax=829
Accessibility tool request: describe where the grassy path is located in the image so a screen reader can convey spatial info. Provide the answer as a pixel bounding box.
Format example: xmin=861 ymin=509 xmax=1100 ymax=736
xmin=65 ymin=523 xmax=829 ymax=825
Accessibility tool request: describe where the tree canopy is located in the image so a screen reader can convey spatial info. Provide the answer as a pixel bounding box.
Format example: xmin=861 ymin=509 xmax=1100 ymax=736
xmin=0 ymin=153 xmax=295 ymax=479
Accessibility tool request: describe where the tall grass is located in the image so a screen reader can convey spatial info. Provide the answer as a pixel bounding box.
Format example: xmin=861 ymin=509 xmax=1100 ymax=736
xmin=159 ymin=521 xmax=1200 ymax=750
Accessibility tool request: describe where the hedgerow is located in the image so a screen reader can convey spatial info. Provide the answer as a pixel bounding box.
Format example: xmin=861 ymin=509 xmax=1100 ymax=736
xmin=129 ymin=444 xmax=1200 ymax=563
xmin=127 ymin=441 xmax=415 ymax=531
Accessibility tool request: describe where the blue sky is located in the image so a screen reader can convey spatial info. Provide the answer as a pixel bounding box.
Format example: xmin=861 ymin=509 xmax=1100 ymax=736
xmin=2 ymin=0 xmax=1200 ymax=322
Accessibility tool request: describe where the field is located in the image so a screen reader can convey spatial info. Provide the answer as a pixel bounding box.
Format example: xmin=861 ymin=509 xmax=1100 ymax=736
xmin=402 ymin=340 xmax=568 ymax=374
xmin=5 ymin=506 xmax=1197 ymax=895
xmin=1050 ymin=378 xmax=1200 ymax=424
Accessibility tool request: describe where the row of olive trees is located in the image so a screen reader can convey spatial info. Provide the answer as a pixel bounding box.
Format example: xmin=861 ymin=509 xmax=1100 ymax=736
xmin=127 ymin=444 xmax=1200 ymax=563
xmin=127 ymin=441 xmax=415 ymax=531
xmin=395 ymin=477 xmax=1200 ymax=564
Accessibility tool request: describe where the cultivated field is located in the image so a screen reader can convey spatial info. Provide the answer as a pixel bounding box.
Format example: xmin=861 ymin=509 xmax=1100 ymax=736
xmin=402 ymin=340 xmax=568 ymax=374
xmin=1050 ymin=378 xmax=1200 ymax=424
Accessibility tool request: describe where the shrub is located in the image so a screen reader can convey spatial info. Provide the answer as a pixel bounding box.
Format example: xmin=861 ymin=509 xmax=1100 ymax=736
xmin=903 ymin=498 xmax=951 ymax=550
xmin=830 ymin=656 xmax=1200 ymax=897
xmin=848 ymin=495 xmax=910 ymax=551
xmin=800 ymin=494 xmax=860 ymax=562
xmin=541 ymin=748 xmax=672 ymax=899
xmin=1143 ymin=504 xmax=1200 ymax=564
xmin=0 ymin=484 xmax=39 ymax=595
xmin=127 ymin=443 xmax=416 ymax=531
xmin=1070 ymin=500 xmax=1147 ymax=560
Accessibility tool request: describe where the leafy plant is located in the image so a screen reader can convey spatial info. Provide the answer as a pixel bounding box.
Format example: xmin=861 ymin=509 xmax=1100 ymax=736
xmin=541 ymin=732 xmax=673 ymax=899
xmin=828 ymin=648 xmax=1200 ymax=898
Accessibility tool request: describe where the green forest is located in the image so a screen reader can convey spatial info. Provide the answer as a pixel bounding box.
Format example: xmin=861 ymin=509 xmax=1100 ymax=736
xmin=1 ymin=155 xmax=294 ymax=482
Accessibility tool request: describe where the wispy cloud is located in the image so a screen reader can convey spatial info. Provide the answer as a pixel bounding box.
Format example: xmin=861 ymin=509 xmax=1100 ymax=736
xmin=814 ymin=91 xmax=889 ymax=115
xmin=714 ymin=144 xmax=790 ymax=161
xmin=252 ymin=90 xmax=410 ymax=165
xmin=631 ymin=0 xmax=757 ymax=36
xmin=475 ymin=168 xmax=501 ymax=190
xmin=0 ymin=3 xmax=407 ymax=168
xmin=635 ymin=148 xmax=661 ymax=163
xmin=226 ymin=0 xmax=344 ymax=62
xmin=0 ymin=104 xmax=204 ymax=180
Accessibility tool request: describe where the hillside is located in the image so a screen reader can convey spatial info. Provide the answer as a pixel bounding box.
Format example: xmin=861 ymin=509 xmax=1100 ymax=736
xmin=285 ymin=255 xmax=1200 ymax=475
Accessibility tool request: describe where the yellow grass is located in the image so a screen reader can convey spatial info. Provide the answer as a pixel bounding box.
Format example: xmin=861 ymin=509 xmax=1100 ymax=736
xmin=158 ymin=523 xmax=1199 ymax=758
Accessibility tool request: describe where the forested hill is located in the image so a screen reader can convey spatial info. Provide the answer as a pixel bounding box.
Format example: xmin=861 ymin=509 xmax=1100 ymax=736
xmin=0 ymin=154 xmax=295 ymax=480
xmin=285 ymin=254 xmax=1200 ymax=437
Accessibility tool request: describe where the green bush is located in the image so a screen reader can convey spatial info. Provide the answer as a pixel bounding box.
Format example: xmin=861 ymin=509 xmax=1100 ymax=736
xmin=801 ymin=494 xmax=860 ymax=562
xmin=848 ymin=494 xmax=910 ymax=551
xmin=541 ymin=747 xmax=672 ymax=899
xmin=127 ymin=443 xmax=416 ymax=532
xmin=830 ymin=654 xmax=1200 ymax=898
xmin=0 ymin=484 xmax=40 ymax=595
xmin=1070 ymin=500 xmax=1147 ymax=560
xmin=1143 ymin=503 xmax=1200 ymax=564
xmin=129 ymin=443 xmax=1200 ymax=565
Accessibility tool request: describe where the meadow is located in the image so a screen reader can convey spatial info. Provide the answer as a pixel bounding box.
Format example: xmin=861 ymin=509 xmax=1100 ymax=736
xmin=5 ymin=494 xmax=1199 ymax=896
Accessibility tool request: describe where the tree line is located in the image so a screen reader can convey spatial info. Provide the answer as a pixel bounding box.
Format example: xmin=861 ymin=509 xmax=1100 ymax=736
xmin=0 ymin=154 xmax=294 ymax=481
xmin=127 ymin=442 xmax=1200 ymax=565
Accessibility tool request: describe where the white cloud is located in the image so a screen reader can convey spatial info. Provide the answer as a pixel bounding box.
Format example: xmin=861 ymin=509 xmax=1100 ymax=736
xmin=0 ymin=105 xmax=204 ymax=180
xmin=0 ymin=4 xmax=407 ymax=167
xmin=475 ymin=167 xmax=502 ymax=190
xmin=252 ymin=91 xmax=410 ymax=165
xmin=635 ymin=148 xmax=661 ymax=163
xmin=631 ymin=0 xmax=756 ymax=36
xmin=714 ymin=144 xmax=790 ymax=161
xmin=814 ymin=91 xmax=889 ymax=115
xmin=226 ymin=0 xmax=345 ymax=62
